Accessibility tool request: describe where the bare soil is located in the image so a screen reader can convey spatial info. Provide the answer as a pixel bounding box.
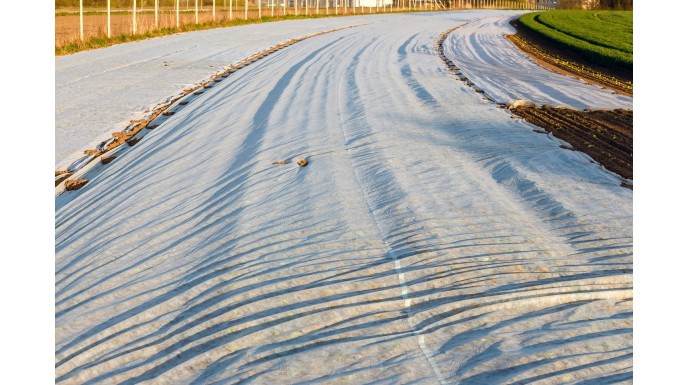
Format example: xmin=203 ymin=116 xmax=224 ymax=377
xmin=56 ymin=8 xmax=286 ymax=46
xmin=511 ymin=106 xmax=633 ymax=182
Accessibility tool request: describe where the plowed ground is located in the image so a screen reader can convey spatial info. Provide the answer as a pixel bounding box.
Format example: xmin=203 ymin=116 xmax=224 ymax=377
xmin=511 ymin=106 xmax=633 ymax=183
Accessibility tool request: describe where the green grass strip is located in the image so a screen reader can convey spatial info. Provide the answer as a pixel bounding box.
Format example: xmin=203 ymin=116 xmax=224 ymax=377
xmin=518 ymin=11 xmax=632 ymax=69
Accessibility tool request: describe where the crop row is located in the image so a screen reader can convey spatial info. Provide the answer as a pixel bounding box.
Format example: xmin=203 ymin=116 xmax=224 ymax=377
xmin=519 ymin=11 xmax=632 ymax=69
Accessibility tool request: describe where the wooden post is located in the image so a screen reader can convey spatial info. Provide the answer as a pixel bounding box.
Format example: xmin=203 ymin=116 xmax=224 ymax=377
xmin=79 ymin=0 xmax=83 ymax=41
xmin=176 ymin=0 xmax=180 ymax=27
xmin=213 ymin=0 xmax=216 ymax=20
xmin=155 ymin=0 xmax=159 ymax=28
xmin=133 ymin=0 xmax=137 ymax=35
xmin=107 ymin=0 xmax=111 ymax=38
xmin=259 ymin=0 xmax=262 ymax=17
xmin=195 ymin=0 xmax=199 ymax=23
xmin=245 ymin=0 xmax=248 ymax=19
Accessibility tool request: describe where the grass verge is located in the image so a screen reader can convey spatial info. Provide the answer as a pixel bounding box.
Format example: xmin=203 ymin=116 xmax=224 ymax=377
xmin=518 ymin=10 xmax=632 ymax=70
xmin=56 ymin=14 xmax=344 ymax=55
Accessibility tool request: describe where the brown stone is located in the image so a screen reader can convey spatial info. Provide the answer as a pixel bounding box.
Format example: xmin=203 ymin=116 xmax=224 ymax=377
xmin=296 ymin=159 xmax=308 ymax=167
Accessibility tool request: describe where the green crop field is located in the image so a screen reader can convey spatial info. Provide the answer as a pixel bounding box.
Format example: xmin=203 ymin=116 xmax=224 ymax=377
xmin=519 ymin=10 xmax=633 ymax=69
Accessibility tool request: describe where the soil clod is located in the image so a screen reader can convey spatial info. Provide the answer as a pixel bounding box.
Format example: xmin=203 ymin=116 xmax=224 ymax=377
xmin=101 ymin=156 xmax=117 ymax=165
xmin=126 ymin=137 xmax=141 ymax=146
xmin=297 ymin=159 xmax=309 ymax=167
xmin=65 ymin=179 xmax=89 ymax=191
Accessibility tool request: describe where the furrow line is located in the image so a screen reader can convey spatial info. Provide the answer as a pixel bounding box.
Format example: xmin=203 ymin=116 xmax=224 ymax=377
xmin=54 ymin=24 xmax=362 ymax=196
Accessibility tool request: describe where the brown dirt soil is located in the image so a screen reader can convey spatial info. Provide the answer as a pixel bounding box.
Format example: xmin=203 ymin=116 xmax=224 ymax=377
xmin=101 ymin=156 xmax=117 ymax=165
xmin=508 ymin=20 xmax=632 ymax=97
xmin=55 ymin=172 xmax=73 ymax=187
xmin=510 ymin=106 xmax=633 ymax=183
xmin=56 ymin=9 xmax=265 ymax=46
xmin=65 ymin=179 xmax=89 ymax=191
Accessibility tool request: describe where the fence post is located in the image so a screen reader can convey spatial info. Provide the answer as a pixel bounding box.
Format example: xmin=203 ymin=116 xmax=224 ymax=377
xmin=213 ymin=0 xmax=216 ymax=20
xmin=176 ymin=0 xmax=180 ymax=27
xmin=79 ymin=0 xmax=83 ymax=41
xmin=107 ymin=0 xmax=111 ymax=38
xmin=155 ymin=0 xmax=159 ymax=28
xmin=133 ymin=0 xmax=137 ymax=35
xmin=195 ymin=0 xmax=199 ymax=23
xmin=245 ymin=0 xmax=248 ymax=19
xmin=260 ymin=0 xmax=262 ymax=17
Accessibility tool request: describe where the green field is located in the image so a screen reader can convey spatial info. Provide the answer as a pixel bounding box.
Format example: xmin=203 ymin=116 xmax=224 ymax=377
xmin=519 ymin=10 xmax=632 ymax=69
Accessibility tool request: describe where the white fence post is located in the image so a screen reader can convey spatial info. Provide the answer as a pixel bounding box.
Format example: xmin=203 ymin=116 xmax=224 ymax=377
xmin=155 ymin=0 xmax=159 ymax=28
xmin=79 ymin=0 xmax=83 ymax=41
xmin=213 ymin=0 xmax=216 ymax=20
xmin=133 ymin=0 xmax=137 ymax=35
xmin=107 ymin=0 xmax=111 ymax=38
xmin=245 ymin=0 xmax=248 ymax=19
